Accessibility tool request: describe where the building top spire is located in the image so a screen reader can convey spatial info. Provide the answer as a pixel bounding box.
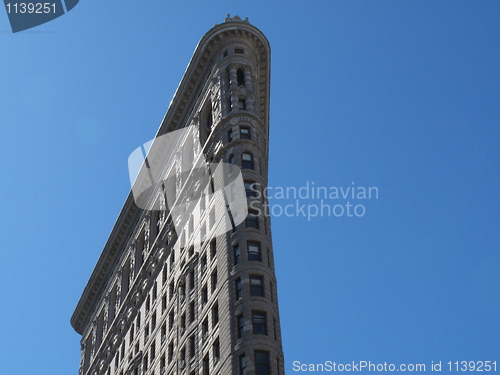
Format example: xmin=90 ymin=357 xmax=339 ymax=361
xmin=225 ymin=14 xmax=250 ymax=24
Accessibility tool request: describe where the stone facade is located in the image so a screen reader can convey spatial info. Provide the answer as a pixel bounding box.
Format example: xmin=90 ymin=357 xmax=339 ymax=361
xmin=71 ymin=15 xmax=284 ymax=375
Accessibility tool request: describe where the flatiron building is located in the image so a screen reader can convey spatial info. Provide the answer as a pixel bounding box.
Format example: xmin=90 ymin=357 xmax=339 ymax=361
xmin=71 ymin=15 xmax=284 ymax=375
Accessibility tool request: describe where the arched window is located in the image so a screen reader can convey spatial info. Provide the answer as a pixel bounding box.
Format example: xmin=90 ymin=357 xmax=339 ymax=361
xmin=241 ymin=152 xmax=253 ymax=169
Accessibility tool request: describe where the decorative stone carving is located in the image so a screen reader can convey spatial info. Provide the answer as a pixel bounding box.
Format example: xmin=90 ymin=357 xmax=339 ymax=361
xmin=225 ymin=14 xmax=249 ymax=24
xmin=159 ymin=193 xmax=166 ymax=227
xmin=221 ymin=72 xmax=230 ymax=116
xmin=79 ymin=342 xmax=86 ymax=374
xmin=90 ymin=324 xmax=97 ymax=358
xmin=115 ymin=285 xmax=121 ymax=316
xmin=244 ymin=68 xmax=255 ymax=112
xmin=102 ymin=296 xmax=110 ymax=333
xmin=166 ymin=222 xmax=173 ymax=244
xmin=144 ymin=212 xmax=151 ymax=252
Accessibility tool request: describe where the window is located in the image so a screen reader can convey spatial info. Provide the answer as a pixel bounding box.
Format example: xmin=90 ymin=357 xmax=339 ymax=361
xmin=144 ymin=324 xmax=149 ymax=341
xmin=189 ymin=216 xmax=194 ymax=234
xmin=160 ymin=355 xmax=166 ymax=373
xmin=228 ymin=129 xmax=233 ymax=142
xmin=202 ymin=285 xmax=208 ymax=304
xmin=235 ymin=48 xmax=244 ymax=54
xmin=146 ymin=295 xmax=150 ymax=312
xmin=237 ymin=68 xmax=245 ymax=86
xmin=211 ymin=269 xmax=218 ymax=292
xmin=188 ymin=245 xmax=194 ymax=258
xmin=202 ymin=317 xmax=209 ymax=336
xmin=189 ymin=335 xmax=196 ymax=358
xmin=229 ymin=154 xmax=235 ymax=164
xmin=161 ymin=323 xmax=166 ymax=341
xmin=241 ymin=153 xmax=253 ymax=170
xmin=210 ymin=177 xmax=215 ymax=194
xmin=239 ymin=99 xmax=246 ymax=110
xmin=235 ymin=278 xmax=242 ymax=300
xmin=273 ymin=317 xmax=277 ymax=340
xmin=244 ymin=182 xmax=256 ymax=197
xmin=153 ymin=282 xmax=157 ymax=300
xmin=200 ymin=192 xmax=206 ymax=211
xmin=210 ymin=239 xmax=217 ymax=259
xmin=169 ymin=281 xmax=175 ymax=300
xmin=189 ymin=269 xmax=195 ymax=290
xmin=169 ymin=311 xmax=174 ymax=330
xmin=240 ymin=127 xmax=250 ymax=140
xmin=250 ymin=276 xmax=264 ymax=297
xmin=209 ymin=208 xmax=215 ymax=228
xmin=213 ymin=337 xmax=220 ymax=362
xmin=255 ymin=351 xmax=270 ymax=375
xmin=180 ymin=282 xmax=186 ymax=300
xmin=201 ymin=223 xmax=206 ymax=242
xmin=130 ymin=323 xmax=135 ymax=342
xmin=237 ymin=314 xmax=244 ymax=339
xmin=143 ymin=354 xmax=148 ymax=372
xmin=239 ymin=355 xmax=247 ymax=375
xmin=234 ymin=245 xmax=240 ymax=265
xmin=162 ymin=294 xmax=167 ymax=312
xmin=245 ymin=210 xmax=259 ymax=229
xmin=163 ymin=264 xmax=168 ymax=284
xmin=203 ymin=355 xmax=209 ymax=375
xmin=248 ymin=242 xmax=261 ymax=261
xmin=168 ymin=342 xmax=174 ymax=362
xmin=180 ymin=346 xmax=186 ymax=363
xmin=152 ymin=312 xmax=157 ymax=330
xmin=170 ymin=252 xmax=175 ymax=271
xmin=252 ymin=312 xmax=267 ymax=335
xmin=212 ymin=302 xmax=219 ymax=326
xmin=151 ymin=341 xmax=156 ymax=359
xmin=189 ymin=301 xmax=195 ymax=323
xmin=181 ymin=314 xmax=186 ymax=332
xmin=201 ymin=254 xmax=207 ymax=272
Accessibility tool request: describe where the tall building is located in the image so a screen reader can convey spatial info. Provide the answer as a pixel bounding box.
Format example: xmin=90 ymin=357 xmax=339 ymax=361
xmin=71 ymin=15 xmax=284 ymax=375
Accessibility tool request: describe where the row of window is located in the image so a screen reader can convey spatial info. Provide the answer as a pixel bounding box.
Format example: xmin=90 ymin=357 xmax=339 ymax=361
xmin=118 ymin=334 xmax=222 ymax=375
xmin=113 ymin=299 xmax=220 ymax=375
xmin=160 ymin=241 xmax=268 ymax=313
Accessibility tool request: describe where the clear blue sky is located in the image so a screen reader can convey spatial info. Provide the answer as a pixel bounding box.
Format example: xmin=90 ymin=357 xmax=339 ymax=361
xmin=1 ymin=1 xmax=499 ymax=374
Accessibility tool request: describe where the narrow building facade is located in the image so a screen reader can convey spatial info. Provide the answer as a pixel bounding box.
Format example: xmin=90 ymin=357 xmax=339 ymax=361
xmin=71 ymin=15 xmax=284 ymax=375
